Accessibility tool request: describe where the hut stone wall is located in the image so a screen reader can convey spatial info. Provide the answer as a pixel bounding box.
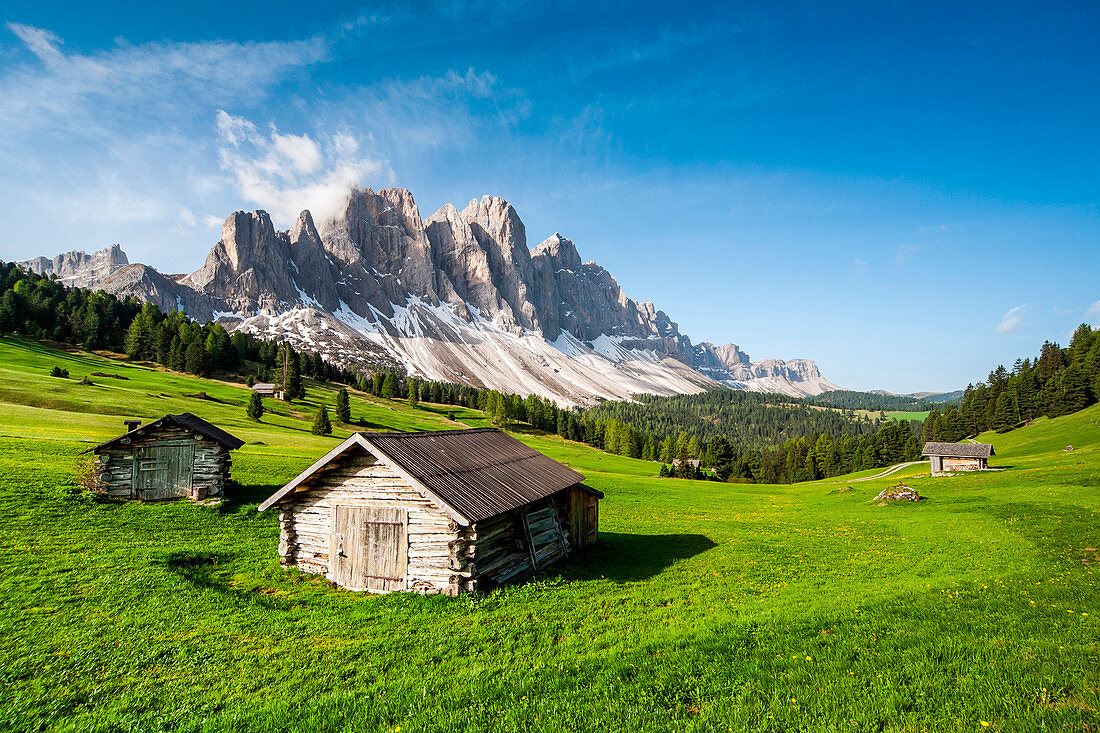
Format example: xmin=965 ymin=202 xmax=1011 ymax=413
xmin=942 ymin=457 xmax=986 ymax=472
xmin=93 ymin=426 xmax=231 ymax=500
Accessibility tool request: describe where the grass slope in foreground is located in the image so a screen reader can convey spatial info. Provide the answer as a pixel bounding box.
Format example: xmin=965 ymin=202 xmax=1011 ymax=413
xmin=0 ymin=337 xmax=1098 ymax=732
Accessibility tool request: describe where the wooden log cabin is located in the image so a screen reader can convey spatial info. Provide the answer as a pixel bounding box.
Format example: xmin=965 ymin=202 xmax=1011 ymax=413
xmin=922 ymin=441 xmax=995 ymax=473
xmin=258 ymin=428 xmax=602 ymax=595
xmin=83 ymin=413 xmax=244 ymax=500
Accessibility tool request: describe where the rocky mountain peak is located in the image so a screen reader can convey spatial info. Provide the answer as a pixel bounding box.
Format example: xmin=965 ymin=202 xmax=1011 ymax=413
xmin=531 ymin=233 xmax=582 ymax=272
xmin=20 ymin=183 xmax=842 ymax=404
xmin=694 ymin=341 xmax=752 ymax=371
xmin=290 ymin=210 xmax=319 ymax=244
xmin=19 ymin=243 xmax=129 ymax=289
xmin=217 ymin=210 xmax=277 ymax=273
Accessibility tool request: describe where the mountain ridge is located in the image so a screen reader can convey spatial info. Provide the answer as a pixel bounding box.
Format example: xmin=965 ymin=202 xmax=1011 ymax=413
xmin=18 ymin=186 xmax=841 ymax=405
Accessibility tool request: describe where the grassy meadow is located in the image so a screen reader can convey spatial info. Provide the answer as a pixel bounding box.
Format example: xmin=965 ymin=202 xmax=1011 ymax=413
xmin=0 ymin=335 xmax=1098 ymax=731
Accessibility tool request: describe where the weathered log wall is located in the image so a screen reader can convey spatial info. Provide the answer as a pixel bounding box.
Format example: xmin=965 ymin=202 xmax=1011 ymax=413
xmin=92 ymin=427 xmax=231 ymax=500
xmin=275 ymin=447 xmax=599 ymax=595
xmin=564 ymin=486 xmax=599 ymax=550
xmin=277 ymin=449 xmax=473 ymax=595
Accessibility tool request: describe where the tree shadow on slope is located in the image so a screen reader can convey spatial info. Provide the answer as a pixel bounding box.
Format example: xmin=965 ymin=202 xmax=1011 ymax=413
xmin=162 ymin=550 xmax=296 ymax=610
xmin=569 ymin=532 xmax=718 ymax=583
xmin=220 ymin=481 xmax=282 ymax=513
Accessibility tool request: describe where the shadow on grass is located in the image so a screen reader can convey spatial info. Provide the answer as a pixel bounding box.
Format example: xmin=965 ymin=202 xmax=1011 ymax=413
xmin=162 ymin=550 xmax=295 ymax=611
xmin=505 ymin=424 xmax=553 ymax=437
xmin=221 ymin=482 xmax=281 ymax=512
xmin=570 ymin=532 xmax=718 ymax=582
xmin=2 ymin=335 xmax=112 ymax=369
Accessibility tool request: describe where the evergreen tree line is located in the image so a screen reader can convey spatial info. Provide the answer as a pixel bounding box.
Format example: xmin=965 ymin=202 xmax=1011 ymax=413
xmin=347 ymin=371 xmax=926 ymax=485
xmin=584 ymin=389 xmax=889 ymax=449
xmin=0 ymin=262 xmax=359 ymax=390
xmin=655 ymin=419 xmax=923 ymax=484
xmin=801 ymin=389 xmax=940 ymax=412
xmin=948 ymin=324 xmax=1100 ymax=435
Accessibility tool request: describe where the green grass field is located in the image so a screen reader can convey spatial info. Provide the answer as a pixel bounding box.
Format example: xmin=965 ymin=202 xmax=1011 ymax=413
xmin=849 ymin=409 xmax=930 ymax=422
xmin=1 ymin=336 xmax=1097 ymax=731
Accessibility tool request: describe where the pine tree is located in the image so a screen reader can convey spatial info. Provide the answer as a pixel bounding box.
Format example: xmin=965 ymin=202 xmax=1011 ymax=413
xmin=710 ymin=435 xmax=734 ymax=481
xmin=922 ymin=409 xmax=940 ymax=443
xmin=940 ymin=405 xmax=966 ymax=441
xmin=992 ymin=392 xmax=1013 ymax=432
xmin=124 ymin=317 xmax=147 ymax=360
xmin=311 ymin=405 xmax=332 ymax=436
xmin=488 ymin=392 xmax=508 ymax=427
xmin=247 ymin=391 xmax=265 ymax=421
xmin=407 ymin=378 xmax=419 ymax=408
xmin=282 ymin=347 xmax=303 ymax=401
xmin=336 ymin=388 xmax=351 ymax=423
xmin=184 ymin=337 xmax=206 ymax=375
xmin=381 ymin=372 xmax=397 ymax=398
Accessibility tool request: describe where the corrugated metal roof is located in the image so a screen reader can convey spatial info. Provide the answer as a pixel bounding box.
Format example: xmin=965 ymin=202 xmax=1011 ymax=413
xmin=922 ymin=441 xmax=994 ymax=458
xmin=257 ymin=428 xmax=586 ymax=524
xmin=359 ymin=429 xmax=585 ymax=523
xmin=83 ymin=413 xmax=245 ymax=453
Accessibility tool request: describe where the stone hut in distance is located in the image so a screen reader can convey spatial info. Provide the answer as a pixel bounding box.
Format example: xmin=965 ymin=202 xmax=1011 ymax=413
xmin=922 ymin=441 xmax=995 ymax=473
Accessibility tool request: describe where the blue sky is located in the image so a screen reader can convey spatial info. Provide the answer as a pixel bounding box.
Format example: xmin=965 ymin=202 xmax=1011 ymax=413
xmin=1 ymin=1 xmax=1097 ymax=393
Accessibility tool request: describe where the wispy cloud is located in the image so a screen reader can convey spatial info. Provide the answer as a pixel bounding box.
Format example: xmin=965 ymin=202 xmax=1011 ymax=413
xmin=1088 ymin=300 xmax=1100 ymax=317
xmin=0 ymin=23 xmax=329 ymax=142
xmin=995 ymin=304 xmax=1028 ymax=334
xmin=0 ymin=20 xmax=525 ymax=269
xmin=215 ymin=111 xmax=389 ymax=224
xmin=7 ymin=23 xmax=65 ymax=64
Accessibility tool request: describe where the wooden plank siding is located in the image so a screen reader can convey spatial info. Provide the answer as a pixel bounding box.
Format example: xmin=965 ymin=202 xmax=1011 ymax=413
xmin=92 ymin=426 xmax=232 ymax=500
xmin=565 ymin=485 xmax=599 ymax=550
xmin=277 ymin=450 xmax=473 ymax=595
xmin=268 ymin=434 xmax=602 ymax=595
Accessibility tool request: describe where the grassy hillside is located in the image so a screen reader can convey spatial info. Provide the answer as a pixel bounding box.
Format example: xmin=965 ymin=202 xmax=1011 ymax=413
xmin=1 ymin=336 xmax=1097 ymax=731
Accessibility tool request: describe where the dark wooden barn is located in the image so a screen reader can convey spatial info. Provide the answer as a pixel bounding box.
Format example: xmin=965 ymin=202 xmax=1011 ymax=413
xmin=922 ymin=441 xmax=995 ymax=473
xmin=258 ymin=428 xmax=602 ymax=595
xmin=84 ymin=414 xmax=244 ymax=501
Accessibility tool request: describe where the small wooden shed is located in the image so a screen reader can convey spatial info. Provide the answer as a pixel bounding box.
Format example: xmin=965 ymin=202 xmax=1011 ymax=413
xmin=252 ymin=383 xmax=282 ymax=399
xmin=258 ymin=428 xmax=602 ymax=595
xmin=84 ymin=414 xmax=244 ymax=500
xmin=922 ymin=441 xmax=995 ymax=473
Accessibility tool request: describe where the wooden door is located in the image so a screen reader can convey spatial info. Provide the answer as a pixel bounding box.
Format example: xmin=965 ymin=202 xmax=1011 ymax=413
xmin=582 ymin=493 xmax=598 ymax=546
xmin=522 ymin=502 xmax=569 ymax=569
xmin=134 ymin=442 xmax=194 ymax=500
xmin=331 ymin=506 xmax=407 ymax=592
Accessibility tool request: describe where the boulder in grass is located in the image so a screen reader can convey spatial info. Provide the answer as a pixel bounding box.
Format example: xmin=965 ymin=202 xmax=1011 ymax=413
xmin=873 ymin=483 xmax=923 ymax=505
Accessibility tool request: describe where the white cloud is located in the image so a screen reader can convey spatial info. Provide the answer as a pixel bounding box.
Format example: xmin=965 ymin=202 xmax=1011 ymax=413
xmin=1087 ymin=300 xmax=1100 ymax=317
xmin=995 ymin=304 xmax=1027 ymax=334
xmin=7 ymin=23 xmax=64 ymax=64
xmin=0 ymin=21 xmax=522 ymax=271
xmin=215 ymin=111 xmax=389 ymax=225
xmin=0 ymin=24 xmax=329 ymax=144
